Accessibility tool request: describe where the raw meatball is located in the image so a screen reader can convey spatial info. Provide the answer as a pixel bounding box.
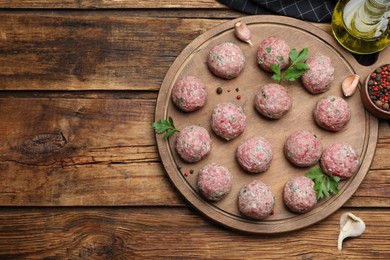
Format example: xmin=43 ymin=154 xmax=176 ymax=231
xmin=207 ymin=42 xmax=245 ymax=79
xmin=283 ymin=176 xmax=317 ymax=213
xmin=236 ymin=136 xmax=273 ymax=173
xmin=314 ymin=96 xmax=351 ymax=132
xmin=320 ymin=142 xmax=360 ymax=179
xmin=175 ymin=125 xmax=212 ymax=163
xmin=238 ymin=179 xmax=275 ymax=220
xmin=254 ymin=83 xmax=292 ymax=119
xmin=197 ymin=163 xmax=233 ymax=201
xmin=284 ymin=130 xmax=323 ymax=167
xmin=302 ymin=53 xmax=334 ymax=94
xmin=257 ymin=36 xmax=290 ymax=72
xmin=211 ymin=102 xmax=247 ymax=141
xmin=171 ymin=76 xmax=207 ymax=112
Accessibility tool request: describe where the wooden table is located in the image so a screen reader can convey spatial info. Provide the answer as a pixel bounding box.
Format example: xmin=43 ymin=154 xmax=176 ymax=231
xmin=0 ymin=1 xmax=389 ymax=258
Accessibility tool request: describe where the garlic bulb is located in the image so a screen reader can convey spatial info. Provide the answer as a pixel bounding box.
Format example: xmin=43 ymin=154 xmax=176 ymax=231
xmin=338 ymin=212 xmax=366 ymax=251
xmin=342 ymin=74 xmax=360 ymax=97
xmin=234 ymin=21 xmax=252 ymax=46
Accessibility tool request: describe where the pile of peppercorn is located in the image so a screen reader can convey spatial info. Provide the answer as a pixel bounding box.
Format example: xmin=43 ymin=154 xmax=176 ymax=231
xmin=368 ymin=64 xmax=390 ymax=111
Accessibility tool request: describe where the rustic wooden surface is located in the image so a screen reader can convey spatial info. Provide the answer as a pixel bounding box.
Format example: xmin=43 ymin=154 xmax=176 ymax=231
xmin=0 ymin=1 xmax=389 ymax=259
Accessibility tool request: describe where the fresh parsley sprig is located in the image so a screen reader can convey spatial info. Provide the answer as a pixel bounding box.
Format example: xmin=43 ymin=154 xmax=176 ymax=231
xmin=271 ymin=48 xmax=309 ymax=82
xmin=152 ymin=117 xmax=179 ymax=138
xmin=305 ymin=166 xmax=340 ymax=200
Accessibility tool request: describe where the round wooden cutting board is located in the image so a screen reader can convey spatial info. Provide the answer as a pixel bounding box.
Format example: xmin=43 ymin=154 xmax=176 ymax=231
xmin=155 ymin=15 xmax=380 ymax=234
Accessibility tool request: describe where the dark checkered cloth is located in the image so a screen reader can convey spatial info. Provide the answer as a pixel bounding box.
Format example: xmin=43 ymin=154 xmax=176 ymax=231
xmin=218 ymin=0 xmax=338 ymax=23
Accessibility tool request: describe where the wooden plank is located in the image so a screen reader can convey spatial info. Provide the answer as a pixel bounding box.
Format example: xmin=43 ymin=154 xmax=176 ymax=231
xmin=370 ymin=141 xmax=390 ymax=170
xmin=0 ymin=13 xmax=223 ymax=91
xmin=0 ymin=13 xmax=332 ymax=91
xmin=1 ymin=161 xmax=388 ymax=207
xmin=378 ymin=119 xmax=390 ymax=138
xmin=0 ymin=96 xmax=181 ymax=206
xmin=0 ymin=207 xmax=389 ymax=258
xmin=0 ymin=96 xmax=388 ymax=206
xmin=0 ymin=0 xmax=226 ymax=9
xmin=346 ymin=170 xmax=390 ymax=207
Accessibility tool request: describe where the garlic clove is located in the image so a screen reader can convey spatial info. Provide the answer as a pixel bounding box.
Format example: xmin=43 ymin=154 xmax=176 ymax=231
xmin=338 ymin=212 xmax=366 ymax=251
xmin=234 ymin=21 xmax=252 ymax=46
xmin=342 ymin=74 xmax=360 ymax=97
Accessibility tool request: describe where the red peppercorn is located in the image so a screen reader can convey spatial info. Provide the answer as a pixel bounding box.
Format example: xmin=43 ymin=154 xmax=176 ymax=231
xmin=236 ymin=94 xmax=241 ymax=100
xmin=368 ymin=64 xmax=390 ymax=111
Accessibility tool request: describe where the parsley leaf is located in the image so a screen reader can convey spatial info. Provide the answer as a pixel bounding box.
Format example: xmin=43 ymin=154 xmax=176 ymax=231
xmin=270 ymin=63 xmax=281 ymax=82
xmin=284 ymin=67 xmax=306 ymax=81
xmin=152 ymin=117 xmax=179 ymax=138
xmin=289 ymin=48 xmax=299 ymax=61
xmin=271 ymin=47 xmax=309 ymax=82
xmin=290 ymin=48 xmax=308 ymax=67
xmin=295 ymin=63 xmax=309 ymax=70
xmin=305 ymin=167 xmax=340 ymax=200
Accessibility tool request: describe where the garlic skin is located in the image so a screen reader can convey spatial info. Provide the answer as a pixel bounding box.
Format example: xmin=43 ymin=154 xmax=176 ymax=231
xmin=342 ymin=74 xmax=360 ymax=97
xmin=234 ymin=21 xmax=252 ymax=46
xmin=338 ymin=212 xmax=366 ymax=251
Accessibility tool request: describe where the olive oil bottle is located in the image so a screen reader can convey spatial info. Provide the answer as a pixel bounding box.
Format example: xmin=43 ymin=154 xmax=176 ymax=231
xmin=332 ymin=0 xmax=390 ymax=54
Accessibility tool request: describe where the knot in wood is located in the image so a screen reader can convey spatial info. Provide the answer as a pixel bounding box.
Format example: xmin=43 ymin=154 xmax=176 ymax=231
xmin=18 ymin=132 xmax=67 ymax=156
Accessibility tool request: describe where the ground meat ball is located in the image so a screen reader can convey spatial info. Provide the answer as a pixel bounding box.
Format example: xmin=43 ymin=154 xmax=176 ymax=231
xmin=207 ymin=42 xmax=245 ymax=79
xmin=171 ymin=76 xmax=207 ymax=112
xmin=284 ymin=130 xmax=323 ymax=167
xmin=236 ymin=136 xmax=273 ymax=173
xmin=175 ymin=125 xmax=212 ymax=163
xmin=302 ymin=53 xmax=334 ymax=94
xmin=238 ymin=179 xmax=275 ymax=220
xmin=314 ymin=96 xmax=351 ymax=132
xmin=320 ymin=142 xmax=360 ymax=179
xmin=257 ymin=36 xmax=290 ymax=72
xmin=197 ymin=163 xmax=233 ymax=201
xmin=254 ymin=83 xmax=292 ymax=119
xmin=283 ymin=176 xmax=317 ymax=213
xmin=211 ymin=103 xmax=247 ymax=141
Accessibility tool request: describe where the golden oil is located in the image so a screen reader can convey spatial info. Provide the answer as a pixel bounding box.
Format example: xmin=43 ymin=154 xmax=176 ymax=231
xmin=332 ymin=0 xmax=390 ymax=54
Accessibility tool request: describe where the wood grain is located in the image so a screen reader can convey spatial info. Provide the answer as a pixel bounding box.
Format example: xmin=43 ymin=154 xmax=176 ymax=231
xmin=0 ymin=13 xmax=223 ymax=91
xmin=0 ymin=96 xmax=178 ymax=206
xmin=0 ymin=207 xmax=389 ymax=259
xmin=0 ymin=95 xmax=388 ymax=207
xmin=0 ymin=2 xmax=389 ymax=256
xmin=0 ymin=12 xmax=333 ymax=91
xmin=0 ymin=0 xmax=226 ymax=9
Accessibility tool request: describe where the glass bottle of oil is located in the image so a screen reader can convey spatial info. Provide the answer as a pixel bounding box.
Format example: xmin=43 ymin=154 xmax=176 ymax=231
xmin=332 ymin=0 xmax=390 ymax=54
